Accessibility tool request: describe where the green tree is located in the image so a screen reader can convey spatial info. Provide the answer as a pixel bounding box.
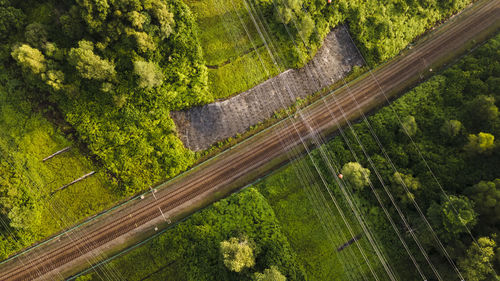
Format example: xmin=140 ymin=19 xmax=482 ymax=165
xmin=390 ymin=172 xmax=420 ymax=205
xmin=341 ymin=162 xmax=371 ymax=190
xmin=127 ymin=11 xmax=147 ymax=30
xmin=25 ymin=23 xmax=48 ymax=49
xmin=401 ymin=115 xmax=418 ymax=136
xmin=11 ymin=44 xmax=46 ymax=74
xmin=458 ymin=237 xmax=498 ymax=281
xmin=254 ymin=266 xmax=287 ymax=281
xmin=440 ymin=119 xmax=462 ymax=138
xmin=297 ymin=14 xmax=315 ymax=41
xmin=125 ymin=30 xmax=156 ymax=53
xmin=133 ymin=60 xmax=164 ymax=89
xmin=0 ymin=0 xmax=25 ymax=40
xmin=276 ymin=0 xmax=301 ymax=24
xmin=465 ymin=179 xmax=500 ymax=225
xmin=149 ymin=0 xmax=175 ymax=39
xmin=77 ymin=0 xmax=110 ymax=31
xmin=464 ymin=132 xmax=495 ymax=155
xmin=220 ymin=236 xmax=255 ymax=272
xmin=466 ymin=95 xmax=498 ymax=126
xmin=68 ymin=40 xmax=116 ymax=81
xmin=428 ymin=195 xmax=477 ymax=241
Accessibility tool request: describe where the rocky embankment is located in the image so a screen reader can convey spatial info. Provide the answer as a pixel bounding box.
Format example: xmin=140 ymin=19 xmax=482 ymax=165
xmin=171 ymin=26 xmax=363 ymax=151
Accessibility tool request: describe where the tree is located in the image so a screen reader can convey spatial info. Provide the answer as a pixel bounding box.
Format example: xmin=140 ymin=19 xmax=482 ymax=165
xmin=458 ymin=237 xmax=497 ymax=281
xmin=11 ymin=44 xmax=46 ymax=74
xmin=428 ymin=195 xmax=477 ymax=241
xmin=254 ymin=266 xmax=287 ymax=281
xmin=149 ymin=0 xmax=175 ymax=39
xmin=275 ymin=0 xmax=301 ymax=24
xmin=133 ymin=60 xmax=164 ymax=89
xmin=77 ymin=0 xmax=110 ymax=31
xmin=297 ymin=14 xmax=315 ymax=42
xmin=68 ymin=40 xmax=116 ymax=81
xmin=466 ymin=95 xmax=498 ymax=126
xmin=390 ymin=172 xmax=420 ymax=205
xmin=25 ymin=23 xmax=48 ymax=49
xmin=341 ymin=162 xmax=371 ymax=190
xmin=220 ymin=236 xmax=255 ymax=272
xmin=464 ymin=132 xmax=495 ymax=155
xmin=465 ymin=179 xmax=500 ymax=225
xmin=440 ymin=119 xmax=462 ymax=138
xmin=400 ymin=115 xmax=418 ymax=136
xmin=0 ymin=0 xmax=25 ymax=40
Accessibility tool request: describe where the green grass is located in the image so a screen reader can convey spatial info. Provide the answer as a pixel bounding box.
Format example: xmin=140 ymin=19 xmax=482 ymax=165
xmin=185 ymin=0 xmax=261 ymax=65
xmin=0 ymin=84 xmax=118 ymax=258
xmin=256 ymin=160 xmax=389 ymax=281
xmin=208 ymin=46 xmax=280 ymax=99
xmin=184 ymin=0 xmax=284 ymax=99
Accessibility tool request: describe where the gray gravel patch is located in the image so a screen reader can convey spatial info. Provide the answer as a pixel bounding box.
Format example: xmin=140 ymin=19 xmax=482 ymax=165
xmin=171 ymin=26 xmax=363 ymax=151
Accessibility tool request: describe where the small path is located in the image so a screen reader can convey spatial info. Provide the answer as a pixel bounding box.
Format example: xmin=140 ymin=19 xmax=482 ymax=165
xmin=172 ymin=26 xmax=363 ymax=151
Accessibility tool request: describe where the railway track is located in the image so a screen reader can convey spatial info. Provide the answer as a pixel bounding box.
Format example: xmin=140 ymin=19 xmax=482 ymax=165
xmin=0 ymin=0 xmax=499 ymax=280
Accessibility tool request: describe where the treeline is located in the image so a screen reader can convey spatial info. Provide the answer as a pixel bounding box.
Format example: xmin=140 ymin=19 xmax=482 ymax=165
xmin=308 ymin=33 xmax=500 ymax=280
xmin=77 ymin=188 xmax=305 ymax=281
xmin=252 ymin=0 xmax=472 ymax=67
xmin=1 ymin=0 xmax=212 ymax=195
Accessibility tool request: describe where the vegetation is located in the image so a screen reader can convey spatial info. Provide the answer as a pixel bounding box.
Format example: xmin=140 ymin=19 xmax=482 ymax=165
xmin=1 ymin=0 xmax=212 ymax=196
xmin=220 ymin=236 xmax=256 ymax=272
xmin=254 ymin=266 xmax=287 ymax=281
xmin=77 ymin=13 xmax=500 ymax=281
xmin=76 ymin=188 xmax=305 ymax=281
xmin=0 ymin=0 xmax=209 ymax=259
xmin=341 ymin=162 xmax=371 ymax=189
xmin=458 ymin=236 xmax=498 ymax=281
xmin=0 ymin=0 xmax=494 ymax=278
xmin=296 ymin=32 xmax=500 ymax=280
xmin=255 ymin=161 xmax=390 ymax=280
xmin=0 ymin=82 xmax=118 ymax=258
xmin=185 ymin=0 xmax=474 ymax=100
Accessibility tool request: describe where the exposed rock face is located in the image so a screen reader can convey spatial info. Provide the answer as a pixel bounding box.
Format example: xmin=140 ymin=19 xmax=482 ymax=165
xmin=171 ymin=26 xmax=363 ymax=151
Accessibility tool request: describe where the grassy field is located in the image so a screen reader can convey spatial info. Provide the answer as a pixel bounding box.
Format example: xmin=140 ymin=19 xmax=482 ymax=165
xmin=0 ymin=83 xmax=118 ymax=257
xmin=184 ymin=0 xmax=283 ymax=99
xmin=255 ymin=159 xmax=392 ymax=281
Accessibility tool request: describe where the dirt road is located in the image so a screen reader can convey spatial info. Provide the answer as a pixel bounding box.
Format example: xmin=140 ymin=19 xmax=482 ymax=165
xmin=0 ymin=0 xmax=498 ymax=280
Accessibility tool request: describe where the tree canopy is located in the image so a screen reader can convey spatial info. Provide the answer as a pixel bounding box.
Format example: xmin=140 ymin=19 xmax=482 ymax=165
xmin=428 ymin=195 xmax=477 ymax=241
xmin=464 ymin=132 xmax=496 ymax=155
xmin=466 ymin=179 xmax=500 ymax=226
xmin=458 ymin=237 xmax=498 ymax=281
xmin=220 ymin=236 xmax=256 ymax=272
xmin=254 ymin=266 xmax=287 ymax=281
xmin=341 ymin=162 xmax=371 ymax=190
